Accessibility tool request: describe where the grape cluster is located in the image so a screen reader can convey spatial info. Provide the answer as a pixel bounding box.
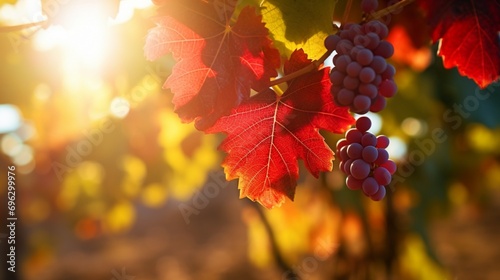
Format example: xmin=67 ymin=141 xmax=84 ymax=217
xmin=324 ymin=18 xmax=396 ymax=114
xmin=336 ymin=117 xmax=396 ymax=201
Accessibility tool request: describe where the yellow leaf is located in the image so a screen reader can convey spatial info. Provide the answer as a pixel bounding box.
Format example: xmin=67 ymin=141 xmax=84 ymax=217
xmin=261 ymin=0 xmax=337 ymax=60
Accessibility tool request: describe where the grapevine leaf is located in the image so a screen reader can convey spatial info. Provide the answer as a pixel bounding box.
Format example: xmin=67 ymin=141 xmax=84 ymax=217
xmin=419 ymin=0 xmax=500 ymax=88
xmin=260 ymin=0 xmax=338 ymax=60
xmin=144 ymin=0 xmax=280 ymax=130
xmin=206 ymin=50 xmax=354 ymax=209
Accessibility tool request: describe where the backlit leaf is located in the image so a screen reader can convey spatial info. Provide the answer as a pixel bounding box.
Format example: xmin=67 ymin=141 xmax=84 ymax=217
xmin=206 ymin=50 xmax=354 ymax=208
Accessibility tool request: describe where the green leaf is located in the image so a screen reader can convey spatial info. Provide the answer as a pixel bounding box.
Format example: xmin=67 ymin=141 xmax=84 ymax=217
xmin=260 ymin=0 xmax=338 ymax=60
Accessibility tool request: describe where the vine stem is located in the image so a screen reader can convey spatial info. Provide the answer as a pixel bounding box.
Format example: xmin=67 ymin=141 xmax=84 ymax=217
xmin=367 ymin=0 xmax=416 ymax=21
xmin=250 ymin=202 xmax=301 ymax=279
xmin=0 ymin=19 xmax=48 ymax=33
xmin=268 ymin=48 xmax=334 ymax=87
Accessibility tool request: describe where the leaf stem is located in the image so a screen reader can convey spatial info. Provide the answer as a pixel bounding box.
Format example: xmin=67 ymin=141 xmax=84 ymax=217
xmin=268 ymin=48 xmax=333 ymax=87
xmin=0 ymin=19 xmax=48 ymax=33
xmin=367 ymin=0 xmax=416 ymax=21
xmin=342 ymin=0 xmax=355 ymax=25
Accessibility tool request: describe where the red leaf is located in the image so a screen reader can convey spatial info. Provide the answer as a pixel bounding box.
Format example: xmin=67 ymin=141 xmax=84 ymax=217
xmin=419 ymin=0 xmax=500 ymax=88
xmin=206 ymin=50 xmax=354 ymax=209
xmin=144 ymin=1 xmax=280 ymax=130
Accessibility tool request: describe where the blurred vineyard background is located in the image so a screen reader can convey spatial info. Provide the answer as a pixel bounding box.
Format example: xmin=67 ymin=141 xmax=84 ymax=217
xmin=1 ymin=0 xmax=500 ymax=279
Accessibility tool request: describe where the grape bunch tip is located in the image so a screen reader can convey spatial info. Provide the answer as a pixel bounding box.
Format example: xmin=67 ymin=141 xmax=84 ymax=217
xmin=336 ymin=116 xmax=396 ymax=201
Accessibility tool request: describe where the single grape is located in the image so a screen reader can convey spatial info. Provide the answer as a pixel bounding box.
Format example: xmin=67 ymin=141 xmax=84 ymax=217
xmin=374 ymin=148 xmax=389 ymax=165
xmin=354 ymin=34 xmax=369 ymax=47
xmin=347 ymin=143 xmax=363 ymax=159
xmin=350 ymin=45 xmax=365 ymax=60
xmin=346 ymin=128 xmax=363 ymax=143
xmin=346 ymin=175 xmax=363 ymax=190
xmin=335 ymin=54 xmax=351 ymax=71
xmin=343 ymin=158 xmax=354 ymax=175
xmin=340 ymin=146 xmax=348 ymax=161
xmin=336 ymin=139 xmax=348 ymax=150
xmin=370 ymin=56 xmax=387 ymax=73
xmin=356 ymin=116 xmax=371 ymax=132
xmin=362 ymin=177 xmax=379 ymax=196
xmin=346 ymin=61 xmax=362 ymax=77
xmin=370 ymin=185 xmax=386 ymax=201
xmin=330 ymin=70 xmax=345 ymax=86
xmin=353 ymin=95 xmax=371 ymax=113
xmin=337 ymin=88 xmax=355 ymax=106
xmin=365 ymin=32 xmax=380 ymax=49
xmin=370 ymin=94 xmax=386 ymax=112
xmin=356 ymin=49 xmax=374 ymax=66
xmin=361 ymin=0 xmax=379 ymax=13
xmin=362 ymin=145 xmax=378 ymax=163
xmin=382 ymin=64 xmax=396 ymax=80
xmin=350 ymin=159 xmax=371 ymax=179
xmin=324 ymin=34 xmax=341 ymax=51
xmin=337 ymin=40 xmax=354 ymax=54
xmin=359 ymin=83 xmax=378 ymax=99
xmin=359 ymin=67 xmax=376 ymax=83
xmin=364 ymin=20 xmax=388 ymax=39
xmin=376 ymin=135 xmax=390 ymax=148
xmin=361 ymin=133 xmax=377 ymax=146
xmin=374 ymin=40 xmax=394 ymax=58
xmin=343 ymin=76 xmax=360 ymax=91
xmin=381 ymin=160 xmax=397 ymax=174
xmin=379 ymin=79 xmax=397 ymax=98
xmin=374 ymin=167 xmax=391 ymax=185
xmin=330 ymin=85 xmax=342 ymax=94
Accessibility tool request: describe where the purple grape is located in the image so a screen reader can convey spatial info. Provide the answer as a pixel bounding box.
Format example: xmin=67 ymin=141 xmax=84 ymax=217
xmin=370 ymin=56 xmax=387 ymax=73
xmin=346 ymin=61 xmax=362 ymax=77
xmin=379 ymin=79 xmax=397 ymax=98
xmin=335 ymin=54 xmax=351 ymax=70
xmin=370 ymin=94 xmax=386 ymax=112
xmin=356 ymin=49 xmax=374 ymax=66
xmin=346 ymin=175 xmax=363 ymax=190
xmin=346 ymin=128 xmax=363 ymax=143
xmin=359 ymin=67 xmax=376 ymax=83
xmin=354 ymin=34 xmax=369 ymax=47
xmin=343 ymin=76 xmax=360 ymax=90
xmin=330 ymin=70 xmax=345 ymax=86
xmin=356 ymin=116 xmax=371 ymax=132
xmin=353 ymin=95 xmax=371 ymax=112
xmin=374 ymin=167 xmax=391 ymax=185
xmin=347 ymin=143 xmax=363 ymax=159
xmin=343 ymin=158 xmax=354 ymax=175
xmin=362 ymin=177 xmax=379 ymax=196
xmin=350 ymin=45 xmax=365 ymax=60
xmin=350 ymin=159 xmax=371 ymax=179
xmin=361 ymin=133 xmax=377 ymax=146
xmin=364 ymin=20 xmax=388 ymax=39
xmin=324 ymin=34 xmax=341 ymax=51
xmin=376 ymin=135 xmax=390 ymax=148
xmin=370 ymin=186 xmax=386 ymax=201
xmin=381 ymin=160 xmax=397 ymax=174
xmin=374 ymin=40 xmax=394 ymax=58
xmin=361 ymin=0 xmax=379 ymax=13
xmin=337 ymin=40 xmax=354 ymax=54
xmin=362 ymin=146 xmax=378 ymax=163
xmin=330 ymin=85 xmax=342 ymax=94
xmin=365 ymin=32 xmax=380 ymax=49
xmin=359 ymin=83 xmax=378 ymax=99
xmin=337 ymin=138 xmax=348 ymax=150
xmin=382 ymin=64 xmax=396 ymax=80
xmin=374 ymin=148 xmax=389 ymax=165
xmin=337 ymin=88 xmax=355 ymax=106
xmin=340 ymin=145 xmax=348 ymax=161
